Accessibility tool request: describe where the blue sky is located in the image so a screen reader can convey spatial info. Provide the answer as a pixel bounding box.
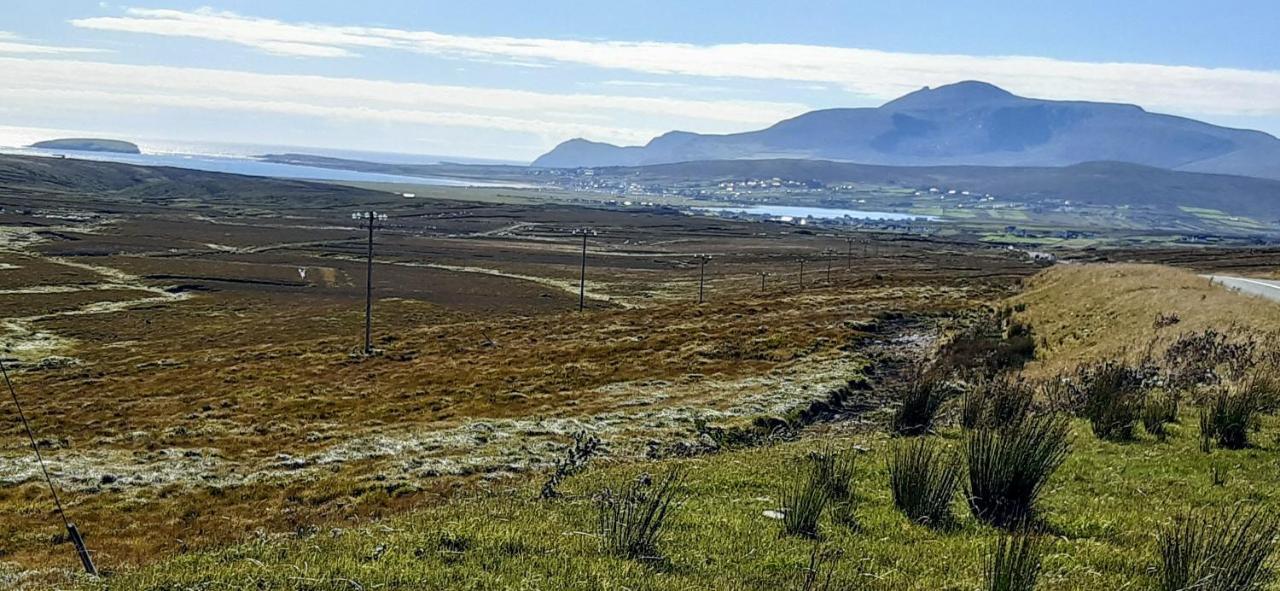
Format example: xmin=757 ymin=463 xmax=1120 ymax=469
xmin=1 ymin=1 xmax=1278 ymax=162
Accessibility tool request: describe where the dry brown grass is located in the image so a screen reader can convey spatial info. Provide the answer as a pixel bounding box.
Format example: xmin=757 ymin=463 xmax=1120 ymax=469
xmin=0 ymin=167 xmax=1049 ymax=584
xmin=1 ymin=282 xmax=997 ymax=579
xmin=0 ymin=200 xmax=1037 ymax=580
xmin=1011 ymin=264 xmax=1280 ymax=376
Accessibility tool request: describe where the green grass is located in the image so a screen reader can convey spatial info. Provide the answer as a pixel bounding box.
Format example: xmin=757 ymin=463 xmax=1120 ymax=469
xmin=986 ymin=209 xmax=1031 ymax=222
xmin=89 ymin=415 xmax=1280 ymax=591
xmin=1178 ymin=205 xmax=1272 ymax=231
xmin=979 ymin=233 xmax=1062 ymax=246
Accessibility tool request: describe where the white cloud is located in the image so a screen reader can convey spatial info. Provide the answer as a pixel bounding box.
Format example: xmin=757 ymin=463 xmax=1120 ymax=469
xmin=70 ymin=7 xmax=1280 ymax=117
xmin=0 ymin=57 xmax=808 ymax=149
xmin=0 ymin=31 xmax=106 ymax=55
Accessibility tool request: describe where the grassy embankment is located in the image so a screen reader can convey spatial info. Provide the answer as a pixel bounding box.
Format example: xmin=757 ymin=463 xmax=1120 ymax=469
xmin=1013 ymin=263 xmax=1280 ymax=376
xmin=66 ymin=264 xmax=1280 ymax=590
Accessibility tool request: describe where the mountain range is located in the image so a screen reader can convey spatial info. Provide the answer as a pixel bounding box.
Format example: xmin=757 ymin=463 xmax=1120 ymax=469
xmin=532 ymin=81 xmax=1280 ymax=181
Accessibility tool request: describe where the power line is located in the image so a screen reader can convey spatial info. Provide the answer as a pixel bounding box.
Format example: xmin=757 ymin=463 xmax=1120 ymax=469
xmin=1 ymin=357 xmax=97 ymax=575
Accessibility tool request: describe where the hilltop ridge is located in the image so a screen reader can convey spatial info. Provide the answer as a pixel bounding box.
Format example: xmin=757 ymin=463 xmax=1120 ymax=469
xmin=533 ymin=81 xmax=1280 ymax=181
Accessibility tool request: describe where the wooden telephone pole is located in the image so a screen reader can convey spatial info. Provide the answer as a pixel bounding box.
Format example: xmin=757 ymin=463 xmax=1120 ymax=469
xmin=695 ymin=254 xmax=712 ymax=304
xmin=572 ymin=228 xmax=597 ymax=312
xmin=352 ymin=211 xmax=387 ymax=355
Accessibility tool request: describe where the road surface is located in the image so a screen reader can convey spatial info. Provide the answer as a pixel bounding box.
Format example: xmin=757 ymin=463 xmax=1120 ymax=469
xmin=1206 ymin=275 xmax=1280 ymax=302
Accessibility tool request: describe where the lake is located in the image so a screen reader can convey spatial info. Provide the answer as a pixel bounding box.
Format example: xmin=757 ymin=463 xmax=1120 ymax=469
xmin=695 ymin=205 xmax=934 ymax=221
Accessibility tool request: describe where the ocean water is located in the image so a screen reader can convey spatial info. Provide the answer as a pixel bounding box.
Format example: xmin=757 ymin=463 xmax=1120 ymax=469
xmin=0 ymin=146 xmax=514 ymax=187
xmin=0 ymin=129 xmax=522 ymax=187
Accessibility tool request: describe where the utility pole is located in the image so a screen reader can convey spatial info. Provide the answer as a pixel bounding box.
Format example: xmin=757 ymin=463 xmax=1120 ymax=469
xmin=758 ymin=271 xmax=768 ymax=293
xmin=695 ymin=254 xmax=712 ymax=304
xmin=822 ymin=249 xmax=837 ymax=284
xmin=352 ymin=211 xmax=387 ymax=356
xmin=846 ymin=237 xmax=854 ymax=270
xmin=572 ymin=228 xmax=596 ymax=312
xmin=798 ymin=258 xmax=805 ymax=291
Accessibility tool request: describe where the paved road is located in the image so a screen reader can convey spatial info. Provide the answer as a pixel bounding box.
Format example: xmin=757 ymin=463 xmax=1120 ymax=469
xmin=1206 ymin=275 xmax=1280 ymax=302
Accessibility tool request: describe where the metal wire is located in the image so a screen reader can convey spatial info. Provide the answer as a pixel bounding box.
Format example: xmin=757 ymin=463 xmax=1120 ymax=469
xmin=0 ymin=357 xmax=71 ymax=530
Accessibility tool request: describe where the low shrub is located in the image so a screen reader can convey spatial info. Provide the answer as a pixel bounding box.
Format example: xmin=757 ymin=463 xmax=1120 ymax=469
xmin=935 ymin=309 xmax=1036 ymax=376
xmin=1158 ymin=506 xmax=1279 ymax=591
xmin=541 ymin=431 xmax=602 ymax=498
xmin=1163 ymin=329 xmax=1256 ymax=391
xmin=966 ymin=415 xmax=1072 ymax=529
xmin=889 ymin=437 xmax=961 ymax=528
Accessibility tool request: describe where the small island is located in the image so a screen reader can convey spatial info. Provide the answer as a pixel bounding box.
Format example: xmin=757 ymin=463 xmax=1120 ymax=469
xmin=30 ymin=138 xmax=141 ymax=154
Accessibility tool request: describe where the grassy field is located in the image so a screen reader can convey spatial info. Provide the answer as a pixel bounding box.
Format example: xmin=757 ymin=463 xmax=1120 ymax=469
xmin=0 ymin=155 xmax=1045 ymax=588
xmin=30 ymin=262 xmax=1280 ymax=590
xmin=6 ymin=155 xmax=1280 ymax=590
xmin=75 ymin=413 xmax=1280 ymax=590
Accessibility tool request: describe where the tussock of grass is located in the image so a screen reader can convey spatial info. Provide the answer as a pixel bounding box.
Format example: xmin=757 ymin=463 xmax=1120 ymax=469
xmin=966 ymin=415 xmax=1071 ymax=529
xmin=1142 ymin=392 xmax=1178 ymax=441
xmin=963 ymin=375 xmax=1035 ymax=430
xmin=891 ymin=371 xmax=949 ymax=436
xmin=1203 ymin=387 xmax=1261 ymax=450
xmin=984 ymin=532 xmax=1043 ymax=591
xmin=811 ymin=444 xmax=857 ymax=500
xmin=888 ymin=437 xmax=961 ymax=528
xmin=781 ymin=461 xmax=834 ymax=539
xmin=1158 ymin=506 xmax=1280 ymax=591
xmin=597 ymin=468 xmax=684 ymax=560
xmin=1072 ymin=361 xmax=1150 ymax=441
xmin=798 ymin=543 xmax=849 ymax=591
xmin=1199 ymin=406 xmax=1215 ymax=453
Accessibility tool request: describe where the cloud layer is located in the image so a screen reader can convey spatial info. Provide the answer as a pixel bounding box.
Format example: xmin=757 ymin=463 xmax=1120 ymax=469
xmin=0 ymin=56 xmax=807 ymax=149
xmin=0 ymin=31 xmax=105 ymax=55
xmin=72 ymin=7 xmax=1280 ymax=117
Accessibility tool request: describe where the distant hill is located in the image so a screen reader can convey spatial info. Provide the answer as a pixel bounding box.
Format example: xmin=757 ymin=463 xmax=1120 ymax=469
xmin=533 ymin=81 xmax=1280 ymax=181
xmin=0 ymin=154 xmax=388 ymax=209
xmin=591 ymin=159 xmax=1280 ymax=221
xmin=30 ymin=138 xmax=141 ymax=154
